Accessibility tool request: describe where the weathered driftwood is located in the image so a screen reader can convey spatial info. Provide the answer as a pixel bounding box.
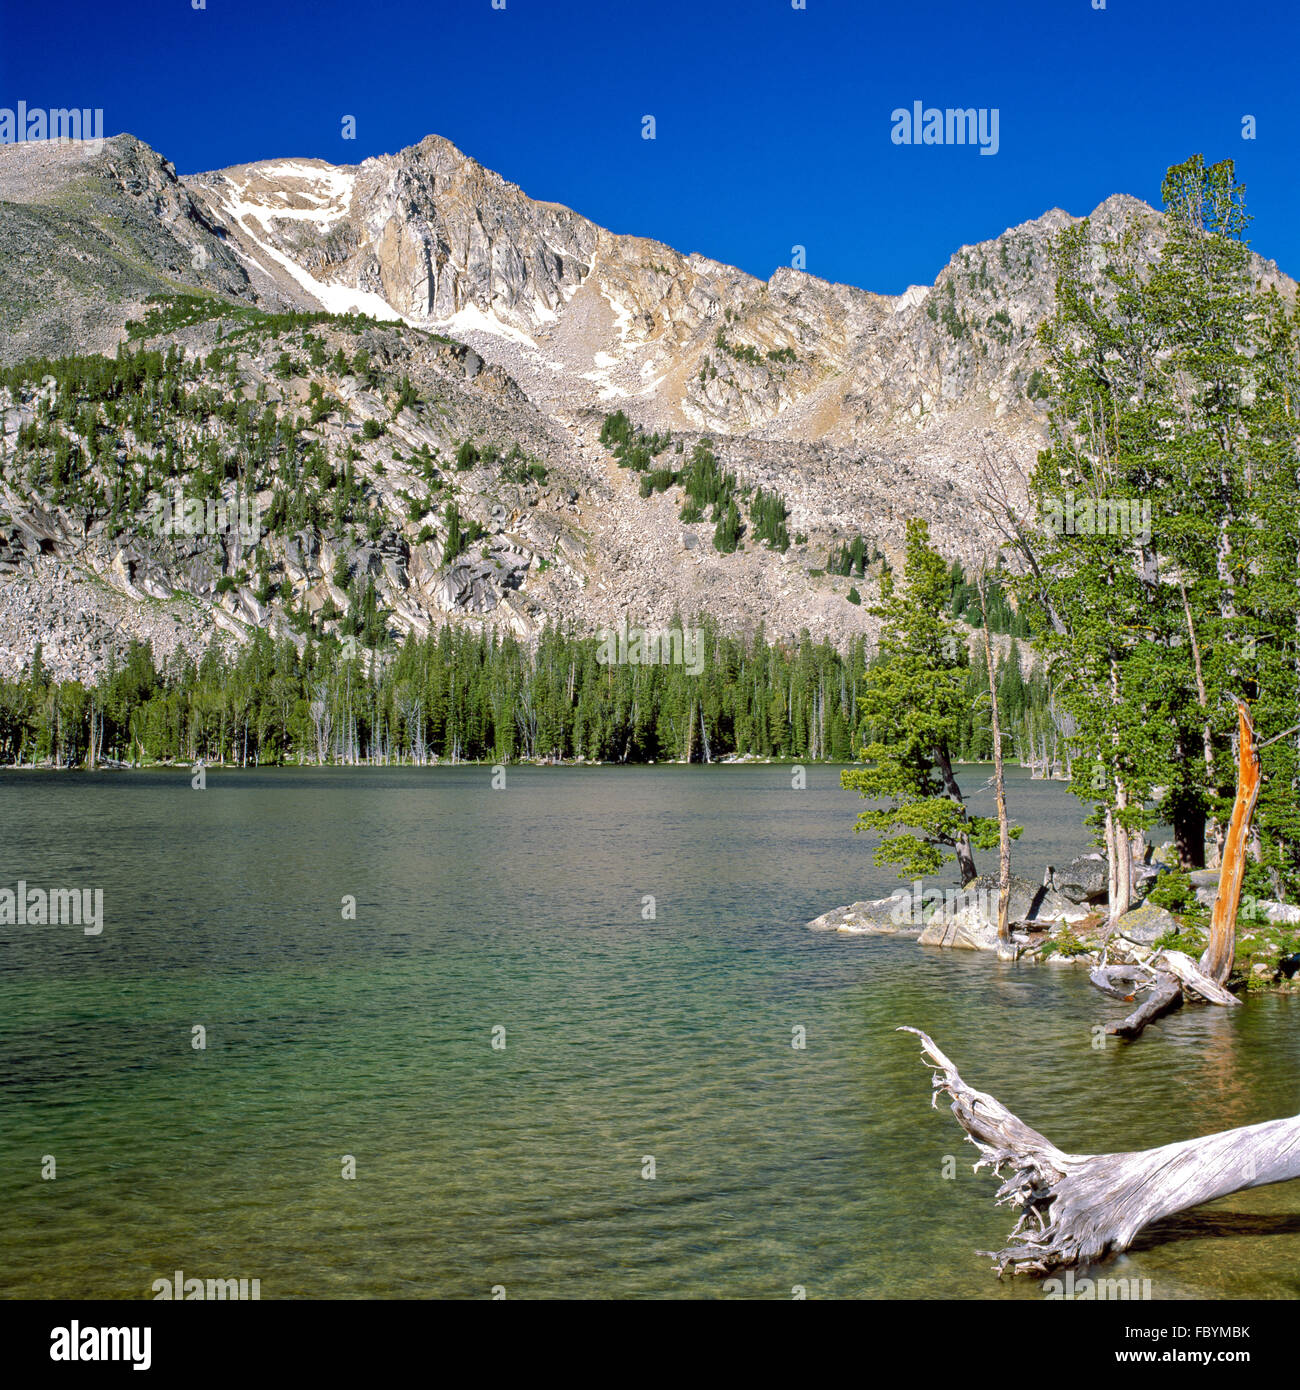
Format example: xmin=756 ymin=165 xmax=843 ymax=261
xmin=1093 ymin=945 xmax=1237 ymax=1037
xmin=1088 ymin=964 xmax=1144 ymax=1002
xmin=1160 ymin=947 xmax=1240 ymax=1005
xmin=900 ymin=1027 xmax=1300 ymax=1274
xmin=1107 ymin=972 xmax=1183 ymax=1038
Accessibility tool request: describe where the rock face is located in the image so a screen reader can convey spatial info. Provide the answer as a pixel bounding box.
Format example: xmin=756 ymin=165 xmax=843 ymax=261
xmin=0 ymin=135 xmax=300 ymax=364
xmin=1190 ymin=869 xmax=1222 ymax=909
xmin=180 ymin=135 xmax=1150 ymax=464
xmin=2 ymin=130 xmax=1295 ymax=680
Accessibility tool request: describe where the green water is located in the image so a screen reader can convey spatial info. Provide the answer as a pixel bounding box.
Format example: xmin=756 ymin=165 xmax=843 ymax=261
xmin=1 ymin=764 xmax=1297 ymax=1300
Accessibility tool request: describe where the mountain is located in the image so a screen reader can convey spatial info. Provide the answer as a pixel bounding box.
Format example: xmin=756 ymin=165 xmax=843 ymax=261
xmin=0 ymin=132 xmax=1291 ymax=682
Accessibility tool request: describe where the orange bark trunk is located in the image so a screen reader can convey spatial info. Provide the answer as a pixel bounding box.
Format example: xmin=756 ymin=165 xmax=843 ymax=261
xmin=1201 ymin=700 xmax=1262 ymax=985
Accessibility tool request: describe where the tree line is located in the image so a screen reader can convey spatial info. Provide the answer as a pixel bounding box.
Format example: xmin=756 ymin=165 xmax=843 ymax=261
xmin=0 ymin=615 xmax=1047 ymax=771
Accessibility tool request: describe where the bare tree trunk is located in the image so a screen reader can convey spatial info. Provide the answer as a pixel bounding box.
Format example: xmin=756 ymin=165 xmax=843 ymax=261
xmin=979 ymin=578 xmax=1013 ymax=960
xmin=1090 ymin=699 xmax=1261 ymax=1039
xmin=1104 ymin=807 xmax=1119 ymax=926
xmin=1179 ymin=580 xmax=1220 ymax=866
xmin=1201 ymin=699 xmax=1262 ymax=985
xmin=900 ymin=1028 xmax=1300 ymax=1275
xmin=934 ymin=744 xmax=978 ymax=886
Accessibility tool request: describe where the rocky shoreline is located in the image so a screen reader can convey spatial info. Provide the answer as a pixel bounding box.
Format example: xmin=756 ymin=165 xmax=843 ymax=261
xmin=808 ymin=851 xmax=1300 ymax=990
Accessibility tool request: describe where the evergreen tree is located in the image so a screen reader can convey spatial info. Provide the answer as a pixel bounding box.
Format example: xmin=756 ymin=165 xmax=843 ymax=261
xmin=841 ymin=518 xmax=1005 ymax=885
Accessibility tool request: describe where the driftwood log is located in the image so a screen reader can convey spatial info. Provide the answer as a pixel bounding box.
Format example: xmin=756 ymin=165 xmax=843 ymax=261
xmin=1092 ymin=699 xmax=1259 ymax=1038
xmin=900 ymin=1027 xmax=1300 ymax=1274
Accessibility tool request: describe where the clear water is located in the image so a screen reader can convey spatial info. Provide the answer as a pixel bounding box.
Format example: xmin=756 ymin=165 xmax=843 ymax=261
xmin=1 ymin=764 xmax=1297 ymax=1300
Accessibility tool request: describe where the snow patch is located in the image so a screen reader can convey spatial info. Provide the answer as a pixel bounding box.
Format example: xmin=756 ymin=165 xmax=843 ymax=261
xmin=212 ymin=181 xmax=404 ymax=323
xmin=436 ymin=302 xmax=538 ymax=348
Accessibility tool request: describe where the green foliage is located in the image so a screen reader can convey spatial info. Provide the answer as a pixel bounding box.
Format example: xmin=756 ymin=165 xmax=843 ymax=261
xmin=1020 ymin=153 xmax=1300 ymax=898
xmin=841 ymin=518 xmax=1014 ymax=882
xmin=499 ymin=443 xmax=548 ymax=486
xmin=599 ymin=411 xmax=671 ymax=471
xmin=713 ymin=499 xmax=743 ymax=554
xmin=1146 ymin=869 xmax=1196 ymax=914
xmin=124 ymin=294 xmax=259 ymax=339
xmin=748 ymin=488 xmax=790 ymax=551
xmin=827 ymin=534 xmax=878 ymax=577
xmin=1041 ymin=927 xmax=1092 ymax=959
xmin=714 ymin=329 xmax=763 ymax=367
xmin=639 ymin=468 xmax=675 ymax=498
xmin=0 ymin=623 xmax=904 ymax=768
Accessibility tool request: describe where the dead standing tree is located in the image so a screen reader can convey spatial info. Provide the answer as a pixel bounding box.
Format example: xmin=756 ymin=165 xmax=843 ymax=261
xmin=977 ymin=570 xmax=1015 ymax=961
xmin=1090 ymin=698 xmax=1260 ymax=1038
xmin=898 ymin=1027 xmax=1300 ymax=1274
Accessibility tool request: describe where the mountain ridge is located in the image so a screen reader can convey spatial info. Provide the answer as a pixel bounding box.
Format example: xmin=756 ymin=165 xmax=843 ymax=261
xmin=0 ymin=131 xmax=1292 ymax=683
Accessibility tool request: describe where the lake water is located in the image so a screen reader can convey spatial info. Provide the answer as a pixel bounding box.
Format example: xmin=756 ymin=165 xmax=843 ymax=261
xmin=1 ymin=764 xmax=1297 ymax=1300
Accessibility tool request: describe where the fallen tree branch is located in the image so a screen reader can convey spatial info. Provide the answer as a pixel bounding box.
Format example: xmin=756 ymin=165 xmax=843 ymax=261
xmin=1088 ymin=964 xmax=1144 ymax=1002
xmin=1159 ymin=948 xmax=1240 ymax=1006
xmin=1107 ymin=972 xmax=1183 ymax=1037
xmin=899 ymin=1026 xmax=1300 ymax=1274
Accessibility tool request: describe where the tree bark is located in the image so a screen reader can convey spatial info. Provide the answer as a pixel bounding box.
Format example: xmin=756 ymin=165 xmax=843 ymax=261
xmin=1089 ymin=700 xmax=1260 ymax=1038
xmin=900 ymin=1027 xmax=1300 ymax=1275
xmin=934 ymin=744 xmax=978 ymax=886
xmin=979 ymin=578 xmax=1014 ymax=959
xmin=1179 ymin=580 xmax=1221 ymax=867
xmin=1201 ymin=699 xmax=1262 ymax=985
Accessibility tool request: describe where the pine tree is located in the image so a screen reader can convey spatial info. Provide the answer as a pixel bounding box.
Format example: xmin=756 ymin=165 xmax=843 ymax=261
xmin=841 ymin=518 xmax=1003 ymax=884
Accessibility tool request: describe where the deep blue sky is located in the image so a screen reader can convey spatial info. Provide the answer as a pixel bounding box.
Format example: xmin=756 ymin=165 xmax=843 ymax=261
xmin=5 ymin=0 xmax=1299 ymax=293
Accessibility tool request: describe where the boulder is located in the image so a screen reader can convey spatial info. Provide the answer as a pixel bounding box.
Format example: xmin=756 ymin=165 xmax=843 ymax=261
xmin=1052 ymin=854 xmax=1109 ymax=903
xmin=918 ymin=874 xmax=1090 ymax=951
xmin=1189 ymin=868 xmax=1221 ymax=909
xmin=918 ymin=906 xmax=1001 ymax=952
xmin=806 ymin=892 xmax=918 ymax=936
xmin=1114 ymin=902 xmax=1178 ymax=946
